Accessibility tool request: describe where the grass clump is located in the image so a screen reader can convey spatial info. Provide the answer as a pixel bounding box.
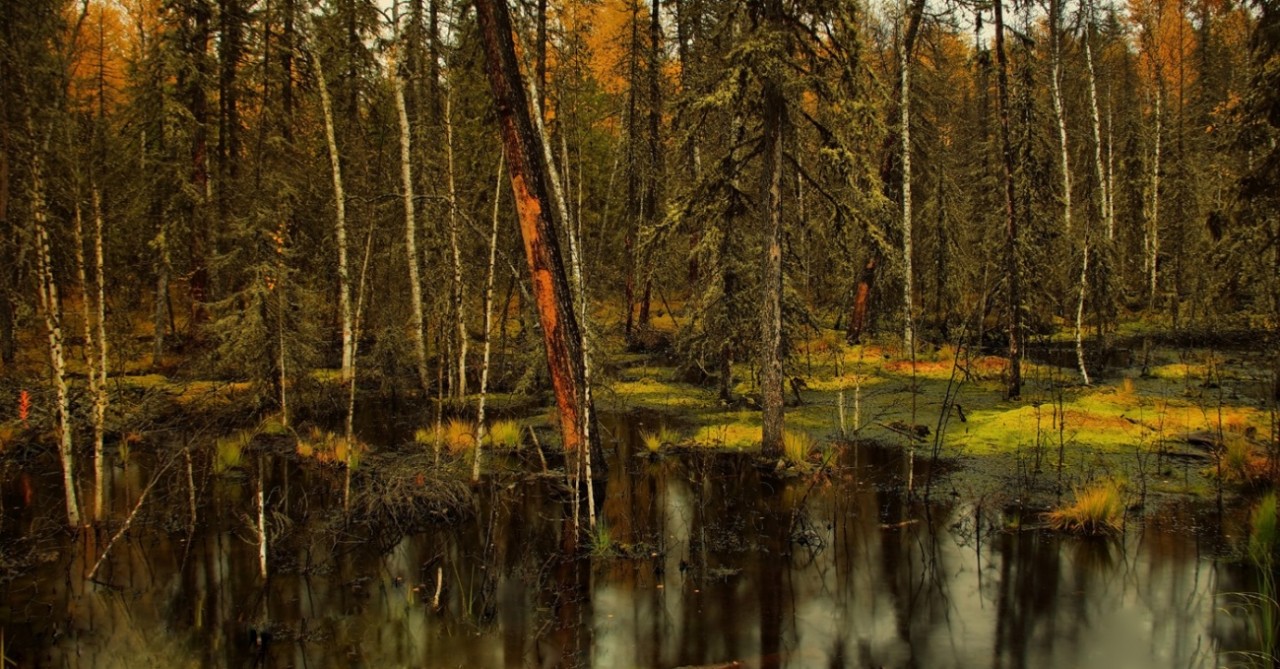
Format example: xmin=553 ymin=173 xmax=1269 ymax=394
xmin=297 ymin=427 xmax=365 ymax=468
xmin=1046 ymin=482 xmax=1124 ymax=535
xmin=589 ymin=522 xmax=615 ymax=557
xmin=639 ymin=425 xmax=681 ymax=453
xmin=486 ymin=419 xmax=523 ymax=449
xmin=782 ymin=429 xmax=817 ymax=465
xmin=415 ymin=419 xmax=477 ymax=454
xmin=1250 ymin=492 xmax=1279 ymax=566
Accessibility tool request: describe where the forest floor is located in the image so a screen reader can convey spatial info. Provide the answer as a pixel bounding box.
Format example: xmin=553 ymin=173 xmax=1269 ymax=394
xmin=2 ymin=306 xmax=1277 ymax=519
xmin=594 ymin=322 xmax=1278 ymax=514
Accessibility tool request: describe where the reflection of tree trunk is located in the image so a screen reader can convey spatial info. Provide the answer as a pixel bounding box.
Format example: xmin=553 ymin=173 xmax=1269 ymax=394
xmin=475 ymin=0 xmax=593 ymax=515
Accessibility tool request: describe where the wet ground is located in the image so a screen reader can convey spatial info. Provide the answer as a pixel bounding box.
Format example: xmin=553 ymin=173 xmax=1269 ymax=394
xmin=0 ymin=410 xmax=1271 ymax=668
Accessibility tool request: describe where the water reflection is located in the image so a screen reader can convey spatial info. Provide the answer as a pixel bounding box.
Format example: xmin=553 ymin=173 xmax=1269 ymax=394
xmin=0 ymin=414 xmax=1263 ymax=668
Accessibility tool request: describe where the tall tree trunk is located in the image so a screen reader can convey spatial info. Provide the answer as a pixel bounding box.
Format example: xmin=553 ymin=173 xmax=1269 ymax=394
xmin=759 ymin=0 xmax=787 ymax=459
xmin=473 ymin=155 xmax=504 ymax=483
xmin=474 ymin=0 xmax=593 ymax=483
xmin=1147 ymin=86 xmax=1162 ymax=309
xmin=1076 ymin=232 xmax=1092 ymax=385
xmin=91 ymin=186 xmax=109 ymax=518
xmin=31 ymin=151 xmax=81 ymax=528
xmin=529 ymin=77 xmax=604 ymax=473
xmin=624 ymin=0 xmax=641 ymax=343
xmin=993 ymin=0 xmax=1022 ymax=399
xmin=1050 ymin=0 xmax=1086 ymax=383
xmin=314 ymin=50 xmax=354 ymax=385
xmin=391 ymin=53 xmax=432 ymax=393
xmin=188 ymin=0 xmax=212 ymax=329
xmin=444 ymin=90 xmax=468 ymax=398
xmin=900 ymin=2 xmax=915 ymax=354
xmin=848 ymin=0 xmax=926 ymax=345
xmin=638 ymin=0 xmax=662 ymax=332
xmin=72 ymin=199 xmax=102 ymax=519
xmin=0 ymin=99 xmax=14 ymax=366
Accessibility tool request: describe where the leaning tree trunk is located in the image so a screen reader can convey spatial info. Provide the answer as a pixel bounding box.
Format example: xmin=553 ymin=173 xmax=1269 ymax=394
xmin=994 ymin=0 xmax=1022 ymax=399
xmin=474 ymin=0 xmax=592 ymax=488
xmin=32 ymin=151 xmax=81 ymax=528
xmin=313 ymin=49 xmax=354 ymax=385
xmin=391 ymin=54 xmax=432 ymax=393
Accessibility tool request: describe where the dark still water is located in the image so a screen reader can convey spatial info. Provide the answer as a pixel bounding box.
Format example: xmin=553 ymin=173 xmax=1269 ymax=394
xmin=0 ymin=412 xmax=1269 ymax=668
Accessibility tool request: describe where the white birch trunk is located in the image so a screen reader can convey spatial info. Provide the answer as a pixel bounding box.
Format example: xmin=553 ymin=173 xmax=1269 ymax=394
xmin=391 ymin=56 xmax=431 ymax=393
xmin=1050 ymin=0 xmax=1086 ymax=383
xmin=73 ymin=197 xmax=104 ymax=519
xmin=1148 ymin=88 xmax=1162 ymax=308
xmin=444 ymin=90 xmax=468 ymax=399
xmin=1076 ymin=235 xmax=1092 ymax=386
xmin=473 ymin=154 xmax=504 ymax=483
xmin=33 ymin=157 xmax=81 ymax=527
xmin=1084 ymin=21 xmax=1112 ymax=242
xmin=314 ymin=51 xmax=354 ymax=385
xmin=900 ymin=12 xmax=915 ymax=355
xmin=92 ymin=187 xmax=108 ymax=519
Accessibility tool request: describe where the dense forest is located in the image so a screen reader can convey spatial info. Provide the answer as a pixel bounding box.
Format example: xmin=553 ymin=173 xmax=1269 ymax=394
xmin=2 ymin=0 xmax=1280 ymax=519
xmin=3 ymin=0 xmax=1280 ymax=665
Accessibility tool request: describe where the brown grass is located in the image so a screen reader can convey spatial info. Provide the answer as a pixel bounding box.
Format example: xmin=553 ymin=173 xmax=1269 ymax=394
xmin=1046 ymin=483 xmax=1124 ymax=535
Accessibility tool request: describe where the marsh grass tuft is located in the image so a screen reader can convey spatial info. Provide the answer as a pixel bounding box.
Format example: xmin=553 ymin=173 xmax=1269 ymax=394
xmin=783 ymin=429 xmax=817 ymax=465
xmin=1046 ymin=482 xmax=1124 ymax=535
xmin=589 ymin=522 xmax=614 ymax=557
xmin=297 ymin=427 xmax=365 ymax=468
xmin=486 ymin=419 xmax=523 ymax=449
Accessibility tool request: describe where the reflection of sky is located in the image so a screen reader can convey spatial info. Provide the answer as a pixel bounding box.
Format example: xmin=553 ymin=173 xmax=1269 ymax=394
xmin=1 ymin=445 xmax=1256 ymax=668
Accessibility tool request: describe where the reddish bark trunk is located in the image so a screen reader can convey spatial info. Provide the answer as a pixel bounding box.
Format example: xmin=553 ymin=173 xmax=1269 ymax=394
xmin=474 ymin=0 xmax=591 ymax=460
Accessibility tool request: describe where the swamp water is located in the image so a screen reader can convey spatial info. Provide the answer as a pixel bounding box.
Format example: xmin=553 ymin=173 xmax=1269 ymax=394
xmin=0 ymin=412 xmax=1272 ymax=668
